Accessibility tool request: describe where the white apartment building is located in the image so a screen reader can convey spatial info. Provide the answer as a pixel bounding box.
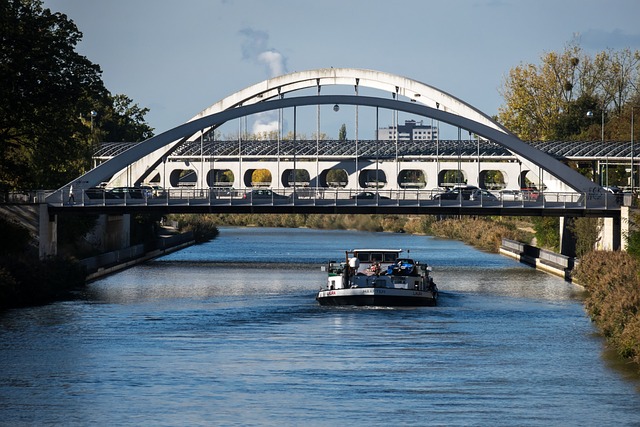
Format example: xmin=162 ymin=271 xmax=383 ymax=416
xmin=377 ymin=120 xmax=439 ymax=141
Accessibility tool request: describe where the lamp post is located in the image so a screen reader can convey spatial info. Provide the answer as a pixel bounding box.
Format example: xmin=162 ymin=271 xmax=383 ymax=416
xmin=585 ymin=109 xmax=604 ymax=143
xmin=90 ymin=110 xmax=97 ymax=142
xmin=632 ymin=106 xmax=635 ymax=194
xmin=587 ymin=108 xmax=606 ymax=186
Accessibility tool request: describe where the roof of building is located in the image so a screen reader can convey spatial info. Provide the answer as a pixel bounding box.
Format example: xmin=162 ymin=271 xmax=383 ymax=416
xmin=93 ymin=139 xmax=636 ymax=160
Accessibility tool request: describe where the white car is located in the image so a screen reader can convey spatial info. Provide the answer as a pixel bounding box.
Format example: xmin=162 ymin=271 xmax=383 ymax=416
xmin=499 ymin=189 xmax=521 ymax=201
xmin=470 ymin=189 xmax=498 ymax=201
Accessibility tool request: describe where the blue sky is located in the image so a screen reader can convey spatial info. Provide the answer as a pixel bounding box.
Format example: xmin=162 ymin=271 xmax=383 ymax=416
xmin=44 ymin=0 xmax=640 ymax=139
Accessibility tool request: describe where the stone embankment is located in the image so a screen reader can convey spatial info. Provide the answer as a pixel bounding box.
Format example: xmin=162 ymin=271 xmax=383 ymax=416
xmin=499 ymin=238 xmax=576 ymax=283
xmin=80 ymin=230 xmax=195 ymax=281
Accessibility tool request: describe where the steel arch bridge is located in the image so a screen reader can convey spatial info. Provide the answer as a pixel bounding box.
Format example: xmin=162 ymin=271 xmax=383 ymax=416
xmin=46 ymin=68 xmax=617 ymax=217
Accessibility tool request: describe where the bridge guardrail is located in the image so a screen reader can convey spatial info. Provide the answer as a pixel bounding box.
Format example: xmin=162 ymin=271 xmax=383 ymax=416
xmin=39 ymin=187 xmax=620 ymax=211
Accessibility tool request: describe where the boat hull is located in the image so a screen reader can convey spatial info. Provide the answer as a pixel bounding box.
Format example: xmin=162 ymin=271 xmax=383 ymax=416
xmin=316 ymin=287 xmax=436 ymax=307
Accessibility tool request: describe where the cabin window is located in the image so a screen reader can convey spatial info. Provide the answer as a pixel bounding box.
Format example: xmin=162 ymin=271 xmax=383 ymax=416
xmin=370 ymin=253 xmax=383 ymax=262
xmin=357 ymin=253 xmax=370 ymax=262
xmin=383 ymin=253 xmax=398 ymax=262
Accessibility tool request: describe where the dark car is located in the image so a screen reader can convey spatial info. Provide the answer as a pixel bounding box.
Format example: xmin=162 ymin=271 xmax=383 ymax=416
xmin=244 ymin=189 xmax=289 ymax=199
xmin=603 ymin=186 xmax=623 ymax=203
xmin=432 ymin=185 xmax=478 ymax=200
xmin=350 ymin=191 xmax=390 ymax=200
xmin=84 ymin=187 xmax=120 ymax=199
xmin=108 ymin=187 xmax=145 ymax=199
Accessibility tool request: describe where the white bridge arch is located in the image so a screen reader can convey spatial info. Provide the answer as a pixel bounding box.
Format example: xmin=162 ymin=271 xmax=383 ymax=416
xmin=47 ymin=68 xmax=608 ymax=204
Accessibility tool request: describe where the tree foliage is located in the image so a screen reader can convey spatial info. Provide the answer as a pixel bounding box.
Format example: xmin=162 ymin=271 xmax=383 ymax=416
xmin=0 ymin=0 xmax=153 ymax=190
xmin=569 ymin=217 xmax=602 ymax=258
xmin=338 ymin=124 xmax=347 ymax=141
xmin=101 ymin=94 xmax=154 ymax=142
xmin=498 ymin=40 xmax=640 ymax=142
xmin=531 ymin=217 xmax=560 ymax=251
xmin=251 ymin=169 xmax=272 ymax=184
xmin=0 ymin=0 xmax=107 ymax=189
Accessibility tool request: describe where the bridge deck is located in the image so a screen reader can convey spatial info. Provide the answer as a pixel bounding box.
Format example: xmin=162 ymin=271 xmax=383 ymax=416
xmin=47 ymin=188 xmax=620 ymax=218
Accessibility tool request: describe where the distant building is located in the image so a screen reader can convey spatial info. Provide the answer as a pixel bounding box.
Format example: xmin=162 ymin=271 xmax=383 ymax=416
xmin=377 ymin=120 xmax=438 ymax=141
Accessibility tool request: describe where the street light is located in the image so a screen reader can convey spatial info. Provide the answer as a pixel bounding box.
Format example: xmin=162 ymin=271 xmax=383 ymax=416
xmin=586 ymin=109 xmax=604 ymax=143
xmin=632 ymin=106 xmax=635 ymax=194
xmin=89 ymin=110 xmax=98 ymax=147
xmin=90 ymin=110 xmax=97 ymax=132
xmin=587 ymin=108 xmax=606 ymax=186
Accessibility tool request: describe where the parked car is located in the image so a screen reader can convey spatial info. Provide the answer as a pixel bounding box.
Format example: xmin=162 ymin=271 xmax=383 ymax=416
xmin=140 ymin=185 xmax=154 ymax=198
xmin=603 ymin=185 xmax=624 ymax=203
xmin=108 ymin=187 xmax=145 ymax=199
xmin=520 ymin=187 xmax=539 ymax=201
xmin=603 ymin=186 xmax=621 ymax=194
xmin=243 ymin=189 xmax=289 ymax=199
xmin=84 ymin=187 xmax=120 ymax=199
xmin=142 ymin=184 xmax=164 ymax=197
xmin=469 ymin=189 xmax=498 ymax=201
xmin=432 ymin=185 xmax=478 ymax=200
xmin=350 ymin=191 xmax=390 ymax=200
xmin=498 ymin=189 xmax=521 ymax=201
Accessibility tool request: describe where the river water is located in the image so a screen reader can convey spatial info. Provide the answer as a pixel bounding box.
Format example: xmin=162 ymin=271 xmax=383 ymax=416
xmin=1 ymin=227 xmax=639 ymax=426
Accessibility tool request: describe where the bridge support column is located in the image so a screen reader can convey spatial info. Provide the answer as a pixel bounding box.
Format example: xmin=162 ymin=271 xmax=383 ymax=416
xmin=621 ymin=206 xmax=631 ymax=251
xmin=596 ymin=209 xmax=625 ymax=251
xmin=38 ymin=204 xmax=57 ymax=259
xmin=120 ymin=214 xmax=131 ymax=248
xmin=104 ymin=214 xmax=131 ymax=250
xmin=559 ymin=217 xmax=576 ymax=257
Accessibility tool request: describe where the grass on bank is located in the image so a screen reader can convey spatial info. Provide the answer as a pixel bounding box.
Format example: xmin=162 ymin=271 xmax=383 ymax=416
xmin=574 ymin=251 xmax=640 ymax=367
xmin=171 ymin=213 xmax=533 ymax=252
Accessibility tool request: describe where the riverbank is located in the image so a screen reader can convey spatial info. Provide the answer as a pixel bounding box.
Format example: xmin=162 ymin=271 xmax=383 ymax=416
xmin=499 ymin=238 xmax=575 ymax=282
xmin=0 ymin=218 xmax=197 ymax=309
xmin=80 ymin=231 xmax=195 ymax=282
xmin=573 ymin=251 xmax=640 ymax=369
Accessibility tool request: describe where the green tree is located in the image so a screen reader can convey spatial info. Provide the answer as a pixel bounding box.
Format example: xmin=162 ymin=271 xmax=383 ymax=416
xmin=101 ymin=94 xmax=154 ymax=142
xmin=0 ymin=1 xmax=153 ymax=190
xmin=498 ymin=42 xmax=583 ymax=140
xmin=0 ymin=0 xmax=108 ymax=189
xmin=326 ymin=169 xmax=347 ymax=186
xmin=338 ymin=124 xmax=347 ymax=141
xmin=498 ymin=40 xmax=640 ymax=141
xmin=532 ymin=217 xmax=560 ymax=251
xmin=251 ymin=169 xmax=272 ymax=184
xmin=569 ymin=217 xmax=602 ymax=257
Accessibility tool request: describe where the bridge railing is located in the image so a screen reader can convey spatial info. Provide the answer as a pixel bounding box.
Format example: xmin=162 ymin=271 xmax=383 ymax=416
xmin=43 ymin=187 xmax=618 ymax=210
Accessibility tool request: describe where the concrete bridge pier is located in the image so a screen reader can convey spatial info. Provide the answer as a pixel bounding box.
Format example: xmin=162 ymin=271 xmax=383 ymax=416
xmin=104 ymin=214 xmax=131 ymax=251
xmin=38 ymin=204 xmax=57 ymax=259
xmin=559 ymin=217 xmax=576 ymax=257
xmin=38 ymin=209 xmax=132 ymax=259
xmin=559 ymin=207 xmax=628 ymax=257
xmin=598 ymin=216 xmax=622 ymax=251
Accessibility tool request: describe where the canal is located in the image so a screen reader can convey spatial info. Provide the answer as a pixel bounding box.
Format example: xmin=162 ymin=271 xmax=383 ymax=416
xmin=1 ymin=227 xmax=639 ymax=426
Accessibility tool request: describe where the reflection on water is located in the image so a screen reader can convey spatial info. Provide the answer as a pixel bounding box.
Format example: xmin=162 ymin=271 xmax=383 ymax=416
xmin=1 ymin=227 xmax=639 ymax=426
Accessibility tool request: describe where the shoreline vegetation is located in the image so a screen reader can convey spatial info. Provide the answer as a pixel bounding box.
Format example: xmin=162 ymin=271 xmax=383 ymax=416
xmin=175 ymin=213 xmax=534 ymax=252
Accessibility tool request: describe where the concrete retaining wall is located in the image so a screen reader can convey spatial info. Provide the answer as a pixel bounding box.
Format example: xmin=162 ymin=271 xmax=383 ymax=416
xmin=80 ymin=232 xmax=195 ymax=281
xmin=499 ymin=238 xmax=576 ymax=283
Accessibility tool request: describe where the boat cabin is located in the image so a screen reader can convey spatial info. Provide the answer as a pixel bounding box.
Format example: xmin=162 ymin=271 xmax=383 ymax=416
xmin=326 ymin=249 xmax=432 ymax=291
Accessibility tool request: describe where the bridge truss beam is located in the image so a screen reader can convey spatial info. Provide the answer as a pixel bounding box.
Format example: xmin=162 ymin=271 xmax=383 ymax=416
xmin=47 ymin=94 xmax=613 ymax=209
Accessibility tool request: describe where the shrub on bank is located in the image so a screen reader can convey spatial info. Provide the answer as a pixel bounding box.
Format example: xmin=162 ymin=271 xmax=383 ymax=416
xmin=172 ymin=215 xmax=220 ymax=243
xmin=0 ymin=255 xmax=86 ymax=309
xmin=179 ymin=214 xmax=530 ymax=252
xmin=171 ymin=213 xmax=398 ymax=233
xmin=430 ymin=217 xmax=533 ymax=252
xmin=574 ymin=251 xmax=640 ymax=368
